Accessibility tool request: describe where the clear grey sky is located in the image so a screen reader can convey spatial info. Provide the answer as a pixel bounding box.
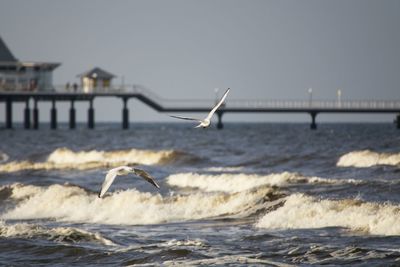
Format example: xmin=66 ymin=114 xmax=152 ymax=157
xmin=1 ymin=0 xmax=399 ymax=123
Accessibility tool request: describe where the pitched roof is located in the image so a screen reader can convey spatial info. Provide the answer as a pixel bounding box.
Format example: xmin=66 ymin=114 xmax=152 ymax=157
xmin=77 ymin=67 xmax=116 ymax=79
xmin=0 ymin=36 xmax=17 ymax=62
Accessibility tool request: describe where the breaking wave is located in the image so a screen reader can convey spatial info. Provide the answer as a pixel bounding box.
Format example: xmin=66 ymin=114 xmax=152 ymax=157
xmin=0 ymin=221 xmax=115 ymax=245
xmin=0 ymin=152 xmax=9 ymax=163
xmin=162 ymin=238 xmax=205 ymax=248
xmin=337 ymin=150 xmax=400 ymax=168
xmin=0 ymin=147 xmax=192 ymax=172
xmin=0 ymin=183 xmax=277 ymax=225
xmin=166 ymin=172 xmax=361 ymax=193
xmin=256 ymin=193 xmax=400 ymax=236
xmin=204 ymin=166 xmax=245 ymax=172
xmin=163 ymin=254 xmax=289 ymax=266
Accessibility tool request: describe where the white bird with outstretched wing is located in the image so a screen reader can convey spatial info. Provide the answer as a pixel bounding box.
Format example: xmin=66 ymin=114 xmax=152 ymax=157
xmin=169 ymin=88 xmax=230 ymax=128
xmin=98 ymin=166 xmax=160 ymax=198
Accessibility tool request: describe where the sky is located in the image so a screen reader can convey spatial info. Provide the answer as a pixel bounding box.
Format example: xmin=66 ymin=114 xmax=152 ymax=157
xmin=1 ymin=0 xmax=399 ymax=123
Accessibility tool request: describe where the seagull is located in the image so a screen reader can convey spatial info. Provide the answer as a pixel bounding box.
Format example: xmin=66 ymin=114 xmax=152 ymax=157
xmin=169 ymin=88 xmax=230 ymax=128
xmin=98 ymin=166 xmax=160 ymax=198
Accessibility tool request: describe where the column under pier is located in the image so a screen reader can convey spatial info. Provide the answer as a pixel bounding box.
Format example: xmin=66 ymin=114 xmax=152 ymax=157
xmin=33 ymin=100 xmax=39 ymax=129
xmin=122 ymin=98 xmax=129 ymax=129
xmin=50 ymin=100 xmax=57 ymax=129
xmin=397 ymin=114 xmax=400 ymax=129
xmin=6 ymin=98 xmax=12 ymax=129
xmin=24 ymin=99 xmax=31 ymax=129
xmin=88 ymin=100 xmax=95 ymax=129
xmin=310 ymin=112 xmax=317 ymax=130
xmin=69 ymin=100 xmax=76 ymax=129
xmin=217 ymin=112 xmax=224 ymax=129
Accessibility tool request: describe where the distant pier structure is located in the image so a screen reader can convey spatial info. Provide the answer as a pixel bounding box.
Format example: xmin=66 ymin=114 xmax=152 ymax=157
xmin=1 ymin=86 xmax=400 ymax=130
xmin=1 ymin=36 xmax=400 ymax=130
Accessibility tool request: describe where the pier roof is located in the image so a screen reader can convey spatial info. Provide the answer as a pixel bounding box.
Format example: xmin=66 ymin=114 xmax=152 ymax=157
xmin=0 ymin=36 xmax=18 ymax=62
xmin=0 ymin=36 xmax=60 ymax=70
xmin=77 ymin=67 xmax=116 ymax=79
xmin=0 ymin=61 xmax=60 ymax=71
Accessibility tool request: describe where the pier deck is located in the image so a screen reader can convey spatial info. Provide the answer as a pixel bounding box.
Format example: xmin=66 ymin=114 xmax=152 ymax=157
xmin=1 ymin=87 xmax=400 ymax=129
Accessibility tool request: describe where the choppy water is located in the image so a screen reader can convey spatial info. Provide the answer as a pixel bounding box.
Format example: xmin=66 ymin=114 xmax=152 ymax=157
xmin=0 ymin=123 xmax=399 ymax=266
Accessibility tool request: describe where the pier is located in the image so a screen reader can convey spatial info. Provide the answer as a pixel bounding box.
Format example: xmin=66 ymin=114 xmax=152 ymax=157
xmin=1 ymin=86 xmax=400 ymax=130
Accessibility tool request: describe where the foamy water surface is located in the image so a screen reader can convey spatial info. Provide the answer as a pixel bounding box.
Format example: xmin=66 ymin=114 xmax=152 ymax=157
xmin=0 ymin=123 xmax=399 ymax=265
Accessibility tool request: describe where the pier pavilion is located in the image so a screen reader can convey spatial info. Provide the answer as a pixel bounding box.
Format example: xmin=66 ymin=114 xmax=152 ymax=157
xmin=77 ymin=67 xmax=116 ymax=93
xmin=0 ymin=36 xmax=60 ymax=92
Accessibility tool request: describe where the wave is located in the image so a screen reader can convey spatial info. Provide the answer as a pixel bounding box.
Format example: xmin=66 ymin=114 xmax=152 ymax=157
xmin=204 ymin=166 xmax=245 ymax=172
xmin=163 ymin=254 xmax=292 ymax=266
xmin=337 ymin=150 xmax=400 ymax=168
xmin=0 ymin=183 xmax=277 ymax=225
xmin=0 ymin=221 xmax=115 ymax=245
xmin=0 ymin=152 xmax=9 ymax=163
xmin=166 ymin=172 xmax=361 ymax=193
xmin=162 ymin=239 xmax=205 ymax=248
xmin=0 ymin=147 xmax=192 ymax=172
xmin=256 ymin=193 xmax=400 ymax=236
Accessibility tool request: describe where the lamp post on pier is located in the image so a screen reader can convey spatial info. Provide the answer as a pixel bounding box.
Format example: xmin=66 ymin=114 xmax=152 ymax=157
xmin=214 ymin=88 xmax=219 ymax=104
xmin=308 ymin=88 xmax=313 ymax=107
xmin=337 ymin=89 xmax=342 ymax=108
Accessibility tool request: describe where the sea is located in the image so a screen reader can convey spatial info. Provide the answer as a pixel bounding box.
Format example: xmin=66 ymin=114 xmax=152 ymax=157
xmin=0 ymin=122 xmax=399 ymax=266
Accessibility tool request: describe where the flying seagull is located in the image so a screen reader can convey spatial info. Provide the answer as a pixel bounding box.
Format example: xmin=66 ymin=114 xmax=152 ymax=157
xmin=169 ymin=88 xmax=230 ymax=128
xmin=98 ymin=166 xmax=160 ymax=198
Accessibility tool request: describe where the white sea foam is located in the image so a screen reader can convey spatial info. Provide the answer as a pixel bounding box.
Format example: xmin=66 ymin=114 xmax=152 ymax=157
xmin=0 ymin=152 xmax=9 ymax=163
xmin=205 ymin=166 xmax=245 ymax=172
xmin=256 ymin=194 xmax=400 ymax=236
xmin=47 ymin=147 xmax=176 ymax=165
xmin=0 ymin=221 xmax=115 ymax=245
xmin=1 ymin=183 xmax=272 ymax=225
xmin=163 ymin=239 xmax=205 ymax=247
xmin=0 ymin=147 xmax=184 ymax=172
xmin=7 ymin=183 xmax=43 ymax=200
xmin=337 ymin=150 xmax=400 ymax=168
xmin=163 ymin=254 xmax=294 ymax=266
xmin=166 ymin=172 xmax=360 ymax=193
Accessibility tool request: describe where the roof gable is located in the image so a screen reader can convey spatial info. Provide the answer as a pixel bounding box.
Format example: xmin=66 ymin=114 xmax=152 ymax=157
xmin=78 ymin=67 xmax=116 ymax=79
xmin=0 ymin=36 xmax=17 ymax=62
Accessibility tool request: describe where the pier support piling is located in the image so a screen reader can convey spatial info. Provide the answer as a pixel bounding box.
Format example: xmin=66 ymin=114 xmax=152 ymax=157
xmin=33 ymin=100 xmax=39 ymax=129
xmin=310 ymin=112 xmax=317 ymax=130
xmin=24 ymin=99 xmax=31 ymax=129
xmin=397 ymin=114 xmax=400 ymax=129
xmin=122 ymin=98 xmax=129 ymax=129
xmin=88 ymin=100 xmax=95 ymax=129
xmin=217 ymin=112 xmax=224 ymax=129
xmin=50 ymin=100 xmax=57 ymax=129
xmin=5 ymin=98 xmax=12 ymax=129
xmin=69 ymin=100 xmax=76 ymax=129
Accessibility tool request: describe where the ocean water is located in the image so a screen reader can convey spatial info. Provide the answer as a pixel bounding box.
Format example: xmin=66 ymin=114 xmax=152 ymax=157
xmin=0 ymin=123 xmax=399 ymax=266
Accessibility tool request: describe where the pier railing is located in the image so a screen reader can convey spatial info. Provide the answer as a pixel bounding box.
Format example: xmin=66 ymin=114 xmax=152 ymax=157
xmin=226 ymin=99 xmax=400 ymax=110
xmin=145 ymin=86 xmax=400 ymax=110
xmin=4 ymin=84 xmax=400 ymax=111
xmin=131 ymin=85 xmax=400 ymax=110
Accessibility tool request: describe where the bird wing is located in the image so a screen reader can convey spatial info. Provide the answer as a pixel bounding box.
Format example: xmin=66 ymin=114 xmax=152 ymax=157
xmin=169 ymin=115 xmax=201 ymax=122
xmin=133 ymin=168 xmax=160 ymax=189
xmin=98 ymin=169 xmax=118 ymax=198
xmin=205 ymin=88 xmax=230 ymax=120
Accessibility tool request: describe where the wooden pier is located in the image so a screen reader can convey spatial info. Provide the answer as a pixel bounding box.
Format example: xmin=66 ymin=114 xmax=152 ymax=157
xmin=1 ymin=87 xmax=400 ymax=130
